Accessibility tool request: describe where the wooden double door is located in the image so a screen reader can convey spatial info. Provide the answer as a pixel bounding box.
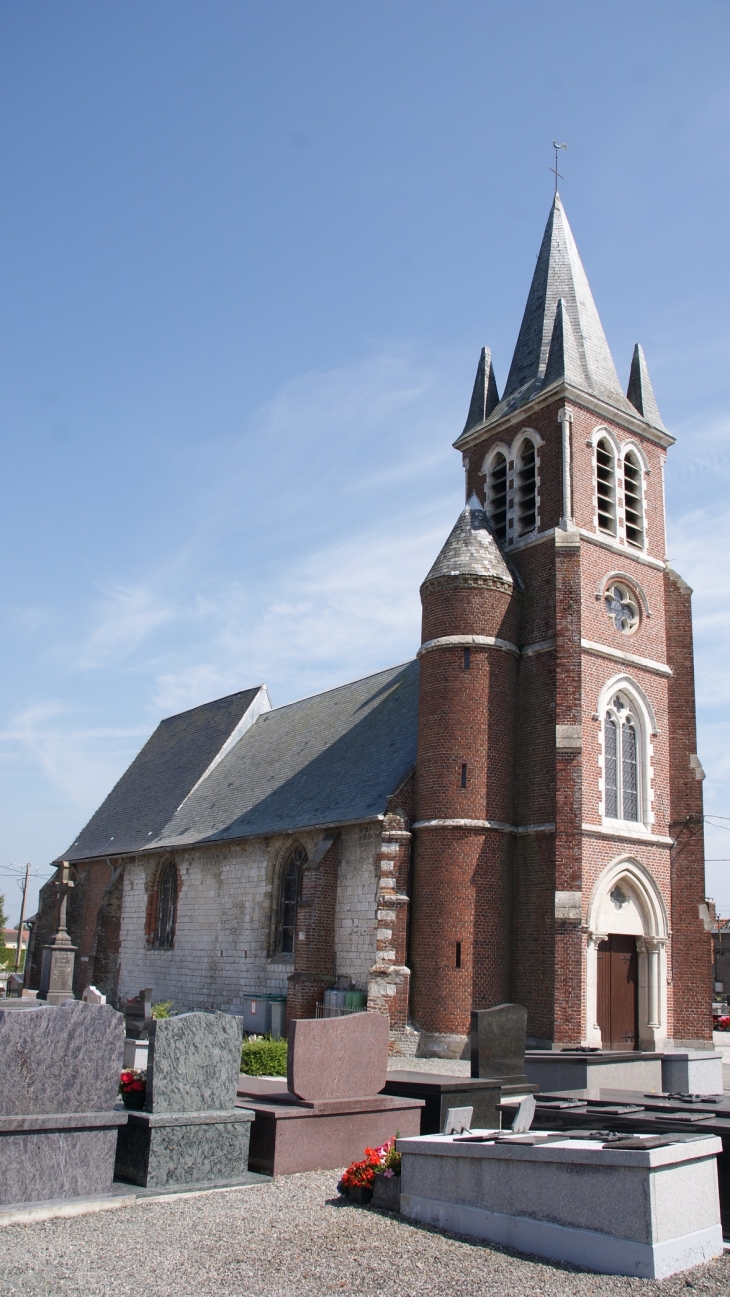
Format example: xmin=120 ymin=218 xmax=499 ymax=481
xmin=597 ymin=934 xmax=639 ymax=1050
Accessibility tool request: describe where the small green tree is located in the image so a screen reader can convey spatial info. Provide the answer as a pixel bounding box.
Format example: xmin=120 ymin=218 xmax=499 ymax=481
xmin=0 ymin=894 xmax=13 ymax=971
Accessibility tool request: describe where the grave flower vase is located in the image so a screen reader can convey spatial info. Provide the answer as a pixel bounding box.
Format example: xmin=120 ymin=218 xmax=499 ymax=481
xmin=372 ymin=1171 xmax=400 ymax=1210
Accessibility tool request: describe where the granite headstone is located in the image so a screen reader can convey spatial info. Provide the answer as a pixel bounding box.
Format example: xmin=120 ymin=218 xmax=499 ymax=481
xmin=471 ymin=1003 xmax=528 ymax=1079
xmin=0 ymin=1000 xmax=128 ymax=1209
xmin=115 ymin=1011 xmax=255 ymax=1192
xmin=287 ymin=1011 xmax=389 ymax=1101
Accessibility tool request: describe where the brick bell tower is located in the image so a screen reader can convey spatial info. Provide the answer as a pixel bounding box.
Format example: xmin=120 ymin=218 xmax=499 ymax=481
xmin=409 ymin=193 xmax=712 ymax=1057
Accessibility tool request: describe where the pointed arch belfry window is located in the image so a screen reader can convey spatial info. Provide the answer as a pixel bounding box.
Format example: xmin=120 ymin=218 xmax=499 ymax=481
xmin=516 ymin=438 xmax=536 ymax=535
xmin=603 ymin=693 xmax=641 ymax=823
xmin=488 ymin=452 xmax=508 ymax=543
xmin=276 ymin=843 xmax=307 ymax=954
xmin=596 ymin=437 xmax=617 ymax=535
xmin=623 ymin=450 xmax=644 ymax=547
xmin=154 ymin=861 xmax=177 ymax=949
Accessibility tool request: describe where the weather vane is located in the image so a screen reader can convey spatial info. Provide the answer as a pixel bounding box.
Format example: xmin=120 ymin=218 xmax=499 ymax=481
xmin=550 ymin=140 xmax=567 ymax=194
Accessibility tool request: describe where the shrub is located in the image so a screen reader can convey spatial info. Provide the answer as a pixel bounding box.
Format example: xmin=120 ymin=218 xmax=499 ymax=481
xmin=241 ymin=1034 xmax=288 ymax=1076
xmin=151 ymin=1001 xmax=173 ymax=1019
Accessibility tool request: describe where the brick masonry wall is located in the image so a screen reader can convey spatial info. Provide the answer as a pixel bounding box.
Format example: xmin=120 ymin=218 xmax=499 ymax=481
xmin=665 ymin=567 xmax=713 ymax=1043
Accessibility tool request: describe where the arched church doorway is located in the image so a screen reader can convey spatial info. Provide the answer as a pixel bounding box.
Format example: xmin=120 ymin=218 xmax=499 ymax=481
xmin=585 ymin=857 xmax=669 ymax=1051
xmin=596 ymin=934 xmax=638 ymax=1050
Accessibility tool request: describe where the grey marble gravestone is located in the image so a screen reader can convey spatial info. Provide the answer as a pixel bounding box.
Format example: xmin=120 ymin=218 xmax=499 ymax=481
xmin=115 ymin=1011 xmax=256 ymax=1192
xmin=0 ymin=1001 xmax=128 ymax=1208
xmin=471 ymin=1004 xmax=529 ymax=1080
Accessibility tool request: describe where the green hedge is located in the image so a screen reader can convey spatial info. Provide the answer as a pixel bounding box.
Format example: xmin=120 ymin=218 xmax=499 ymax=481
xmin=241 ymin=1035 xmax=288 ymax=1077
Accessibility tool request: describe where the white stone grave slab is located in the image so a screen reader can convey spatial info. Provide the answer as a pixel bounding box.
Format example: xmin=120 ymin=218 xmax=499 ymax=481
xmin=397 ymin=1130 xmax=723 ymax=1278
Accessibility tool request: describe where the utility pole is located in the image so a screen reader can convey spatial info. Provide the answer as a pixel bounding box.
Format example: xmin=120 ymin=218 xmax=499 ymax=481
xmin=15 ymin=863 xmax=29 ymax=972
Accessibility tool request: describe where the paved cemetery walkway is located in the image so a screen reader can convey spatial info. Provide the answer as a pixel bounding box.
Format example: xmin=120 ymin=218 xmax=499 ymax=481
xmin=0 ymin=1171 xmax=728 ymax=1297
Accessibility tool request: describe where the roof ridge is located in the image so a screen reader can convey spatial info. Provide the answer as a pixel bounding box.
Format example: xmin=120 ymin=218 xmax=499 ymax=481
xmin=267 ymin=660 xmax=417 ymax=715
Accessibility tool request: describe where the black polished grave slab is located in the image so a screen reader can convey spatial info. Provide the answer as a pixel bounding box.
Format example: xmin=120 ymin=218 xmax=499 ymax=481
xmin=470 ymin=1004 xmax=529 ymax=1081
xmin=382 ymin=1071 xmax=536 ymax=1134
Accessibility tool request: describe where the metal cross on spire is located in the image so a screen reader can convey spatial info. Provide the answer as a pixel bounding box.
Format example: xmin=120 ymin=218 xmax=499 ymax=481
xmin=550 ymin=140 xmax=567 ymax=193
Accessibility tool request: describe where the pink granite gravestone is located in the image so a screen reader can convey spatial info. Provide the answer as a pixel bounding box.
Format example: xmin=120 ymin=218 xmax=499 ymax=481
xmin=287 ymin=1012 xmax=389 ymax=1101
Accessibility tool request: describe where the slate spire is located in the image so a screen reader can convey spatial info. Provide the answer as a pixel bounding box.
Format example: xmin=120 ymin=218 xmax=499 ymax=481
xmin=627 ymin=343 xmax=666 ymax=431
xmin=542 ymin=297 xmax=585 ymax=390
xmin=497 ymin=193 xmax=635 ymax=419
xmin=462 ymin=346 xmax=500 ymax=435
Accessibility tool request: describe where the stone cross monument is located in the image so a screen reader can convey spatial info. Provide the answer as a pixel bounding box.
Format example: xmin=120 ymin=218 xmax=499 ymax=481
xmin=39 ymin=861 xmax=77 ymax=1005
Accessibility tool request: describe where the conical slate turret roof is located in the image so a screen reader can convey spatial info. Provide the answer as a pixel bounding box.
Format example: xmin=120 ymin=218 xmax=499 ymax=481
xmin=627 ymin=343 xmax=666 ymax=431
xmin=422 ymin=494 xmax=513 ymax=590
xmin=462 ymin=346 xmax=500 ymax=434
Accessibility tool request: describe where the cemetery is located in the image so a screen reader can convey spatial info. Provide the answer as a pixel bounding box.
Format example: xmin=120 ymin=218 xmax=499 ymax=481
xmin=1 ymin=980 xmax=729 ymax=1288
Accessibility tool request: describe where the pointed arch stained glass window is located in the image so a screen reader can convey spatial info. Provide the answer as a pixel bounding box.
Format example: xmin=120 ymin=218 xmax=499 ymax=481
xmin=603 ymin=694 xmax=641 ymax=823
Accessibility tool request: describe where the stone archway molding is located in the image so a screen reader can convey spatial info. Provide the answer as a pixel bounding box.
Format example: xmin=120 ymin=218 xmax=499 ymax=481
xmin=584 ymin=855 xmax=669 ymax=1051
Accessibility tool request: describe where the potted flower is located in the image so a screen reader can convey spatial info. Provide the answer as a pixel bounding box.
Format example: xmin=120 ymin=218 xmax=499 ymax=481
xmin=338 ymin=1147 xmax=382 ymax=1204
xmin=119 ymin=1069 xmax=146 ymax=1110
xmin=371 ymin=1137 xmax=401 ymax=1211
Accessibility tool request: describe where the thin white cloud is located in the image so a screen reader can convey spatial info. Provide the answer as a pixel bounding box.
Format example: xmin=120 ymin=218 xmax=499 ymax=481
xmin=79 ymin=584 xmax=178 ymax=669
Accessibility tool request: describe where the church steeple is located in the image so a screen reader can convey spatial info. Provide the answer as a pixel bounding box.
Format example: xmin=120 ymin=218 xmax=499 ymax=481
xmin=462 ymin=346 xmax=500 ymax=435
xmin=488 ymin=193 xmax=637 ymax=423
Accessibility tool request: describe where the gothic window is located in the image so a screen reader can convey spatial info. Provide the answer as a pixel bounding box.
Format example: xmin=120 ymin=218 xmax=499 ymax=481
xmin=488 ymin=452 xmax=508 ymax=543
xmin=154 ymin=861 xmax=177 ymax=949
xmin=596 ymin=438 xmax=617 ymax=535
xmin=623 ymin=451 xmax=644 ymax=547
xmin=276 ymin=844 xmax=307 ymax=954
xmin=603 ymin=693 xmax=641 ymax=822
xmin=516 ymin=438 xmax=536 ymax=536
xmin=604 ymin=581 xmax=639 ymax=634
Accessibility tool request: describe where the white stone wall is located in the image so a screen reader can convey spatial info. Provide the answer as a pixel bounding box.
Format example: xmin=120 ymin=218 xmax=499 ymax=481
xmin=333 ymin=824 xmax=381 ymax=989
xmin=117 ymin=824 xmax=381 ymax=1013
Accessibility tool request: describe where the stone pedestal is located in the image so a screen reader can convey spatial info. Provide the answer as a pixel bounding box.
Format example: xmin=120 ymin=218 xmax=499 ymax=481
xmin=115 ymin=1011 xmax=255 ymax=1192
xmin=114 ymin=1109 xmax=254 ymax=1190
xmin=524 ymin=1050 xmax=663 ymax=1096
xmin=39 ymin=941 xmax=77 ymax=1006
xmin=0 ymin=1000 xmax=126 ymax=1210
xmin=382 ymin=1071 xmax=537 ymax=1135
xmin=661 ymin=1051 xmax=723 ymax=1096
xmin=398 ymin=1130 xmax=723 ymax=1279
xmin=237 ymin=1079 xmax=422 ymax=1177
xmin=122 ymin=1038 xmax=149 ymax=1071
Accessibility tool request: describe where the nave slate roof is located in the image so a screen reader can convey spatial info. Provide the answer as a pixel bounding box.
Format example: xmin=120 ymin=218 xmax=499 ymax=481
xmin=61 ymin=661 xmax=419 ymax=861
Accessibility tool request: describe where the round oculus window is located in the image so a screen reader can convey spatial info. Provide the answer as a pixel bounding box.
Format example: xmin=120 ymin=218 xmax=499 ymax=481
xmin=604 ymin=582 xmax=639 ymax=634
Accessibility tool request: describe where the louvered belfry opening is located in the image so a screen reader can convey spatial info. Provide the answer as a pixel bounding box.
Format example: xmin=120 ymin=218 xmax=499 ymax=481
xmin=516 ymin=439 xmax=536 ymax=535
xmin=624 ymin=451 xmax=644 ymax=547
xmin=596 ymin=437 xmax=617 ymax=534
xmin=488 ymin=452 xmax=508 ymax=542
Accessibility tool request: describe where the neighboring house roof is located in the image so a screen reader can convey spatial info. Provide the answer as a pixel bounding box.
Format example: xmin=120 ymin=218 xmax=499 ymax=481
xmin=61 ymin=686 xmax=269 ymax=862
xmin=62 ymin=661 xmax=419 ymax=860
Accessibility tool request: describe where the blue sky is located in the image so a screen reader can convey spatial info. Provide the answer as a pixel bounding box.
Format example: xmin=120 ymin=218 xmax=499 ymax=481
xmin=2 ymin=1 xmax=730 ymax=924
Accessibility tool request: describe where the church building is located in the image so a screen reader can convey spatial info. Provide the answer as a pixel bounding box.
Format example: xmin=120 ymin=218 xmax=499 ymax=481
xmin=29 ymin=194 xmax=713 ymax=1055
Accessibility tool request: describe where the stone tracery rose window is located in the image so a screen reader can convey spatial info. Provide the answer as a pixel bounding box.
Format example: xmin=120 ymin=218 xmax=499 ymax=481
xmin=604 ymin=582 xmax=639 ymax=634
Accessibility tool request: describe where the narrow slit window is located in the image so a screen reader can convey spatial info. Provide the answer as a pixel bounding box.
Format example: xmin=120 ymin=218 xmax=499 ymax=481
xmin=463 ymin=648 xmax=471 ymax=670
xmin=461 ymin=763 xmax=467 ymax=788
xmin=516 ymin=440 xmax=536 ymax=536
xmin=596 ymin=438 xmax=617 ymax=535
xmin=488 ymin=453 xmax=508 ymax=543
xmin=623 ymin=451 xmax=644 ymax=547
xmin=455 ymin=941 xmax=462 ymax=969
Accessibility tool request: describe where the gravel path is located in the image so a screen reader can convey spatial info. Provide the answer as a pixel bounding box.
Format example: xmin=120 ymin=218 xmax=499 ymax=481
xmin=1 ymin=1172 xmax=729 ymax=1297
